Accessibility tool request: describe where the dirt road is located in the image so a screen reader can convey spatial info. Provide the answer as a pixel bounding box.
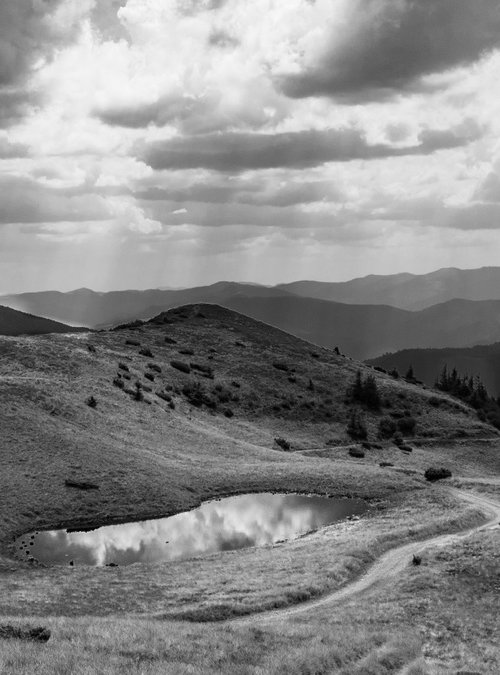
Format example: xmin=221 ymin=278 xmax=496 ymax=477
xmin=232 ymin=486 xmax=500 ymax=625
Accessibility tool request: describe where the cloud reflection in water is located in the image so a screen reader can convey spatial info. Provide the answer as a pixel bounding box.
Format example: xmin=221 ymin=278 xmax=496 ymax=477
xmin=16 ymin=493 xmax=367 ymax=567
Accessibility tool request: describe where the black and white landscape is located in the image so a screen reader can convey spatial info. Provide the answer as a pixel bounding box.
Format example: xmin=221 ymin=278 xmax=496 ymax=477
xmin=1 ymin=2 xmax=500 ymax=674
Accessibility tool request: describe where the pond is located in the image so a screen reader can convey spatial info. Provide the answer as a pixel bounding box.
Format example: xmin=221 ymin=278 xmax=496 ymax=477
xmin=15 ymin=493 xmax=368 ymax=567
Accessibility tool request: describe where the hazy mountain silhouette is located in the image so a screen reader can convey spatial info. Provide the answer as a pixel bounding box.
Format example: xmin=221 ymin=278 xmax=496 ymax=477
xmin=368 ymin=343 xmax=500 ymax=397
xmin=0 ymin=283 xmax=292 ymax=329
xmin=278 ymin=266 xmax=500 ymax=310
xmin=0 ymin=306 xmax=85 ymax=336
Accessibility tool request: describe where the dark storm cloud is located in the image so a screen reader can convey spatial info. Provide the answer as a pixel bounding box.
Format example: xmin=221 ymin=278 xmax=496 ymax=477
xmin=0 ymin=0 xmax=86 ymax=125
xmin=279 ymin=0 xmax=500 ymax=102
xmin=140 ymin=125 xmax=478 ymax=173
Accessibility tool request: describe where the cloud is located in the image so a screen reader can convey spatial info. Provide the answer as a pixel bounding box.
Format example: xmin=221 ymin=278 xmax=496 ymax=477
xmin=140 ymin=124 xmax=478 ymax=173
xmin=279 ymin=0 xmax=500 ymax=102
xmin=0 ymin=0 xmax=93 ymax=125
xmin=0 ymin=176 xmax=110 ymax=224
xmin=0 ymin=135 xmax=29 ymax=158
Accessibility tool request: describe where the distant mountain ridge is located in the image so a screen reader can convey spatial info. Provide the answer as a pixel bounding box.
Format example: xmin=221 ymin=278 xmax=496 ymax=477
xmin=277 ymin=266 xmax=500 ymax=310
xmin=0 ymin=306 xmax=85 ymax=336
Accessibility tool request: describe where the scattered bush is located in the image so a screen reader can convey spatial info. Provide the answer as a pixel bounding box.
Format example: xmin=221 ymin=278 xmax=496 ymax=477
xmin=141 ymin=384 xmax=152 ymax=393
xmin=424 ymin=467 xmax=452 ymax=482
xmin=235 ymin=341 xmax=246 ymax=347
xmin=156 ymin=391 xmax=172 ymax=402
xmin=288 ymin=376 xmax=297 ymax=384
xmin=397 ymin=416 xmax=416 ymax=435
xmin=86 ymin=396 xmax=97 ymax=408
xmin=148 ymin=363 xmax=162 ymax=373
xmin=347 ymin=409 xmax=367 ymax=440
xmin=389 ymin=369 xmax=399 ymax=379
xmin=273 ymin=361 xmax=289 ymax=372
xmin=122 ymin=372 xmax=131 ymax=380
xmin=310 ymin=352 xmax=320 ymax=359
xmin=139 ymin=347 xmax=153 ymax=358
xmin=231 ymin=381 xmax=241 ymax=388
xmin=224 ymin=408 xmax=234 ymax=418
xmin=412 ymin=555 xmax=422 ymax=566
xmin=275 ymin=437 xmax=291 ymax=451
xmin=145 ymin=372 xmax=155 ymax=382
xmin=378 ymin=416 xmax=397 ymax=438
xmin=133 ymin=384 xmax=144 ymax=402
xmin=348 ymin=447 xmax=365 ymax=458
xmin=118 ymin=362 xmax=129 ymax=372
xmin=125 ymin=339 xmax=141 ymax=347
xmin=170 ymin=360 xmax=191 ymax=374
xmin=393 ymin=432 xmax=404 ymax=447
xmin=87 ymin=344 xmax=96 ymax=354
xmin=373 ymin=366 xmax=387 ymax=374
xmin=168 ymin=401 xmax=175 ymax=410
xmin=179 ymin=348 xmax=194 ymax=356
xmin=113 ymin=377 xmax=124 ymax=389
xmin=182 ymin=381 xmax=216 ymax=409
xmin=190 ymin=362 xmax=214 ymax=378
xmin=379 ymin=462 xmax=394 ymax=467
xmin=164 ymin=337 xmax=177 ymax=344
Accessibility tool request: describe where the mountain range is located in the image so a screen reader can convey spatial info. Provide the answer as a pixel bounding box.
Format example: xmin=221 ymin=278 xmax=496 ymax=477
xmin=0 ymin=305 xmax=84 ymax=336
xmin=3 ymin=267 xmax=500 ymax=359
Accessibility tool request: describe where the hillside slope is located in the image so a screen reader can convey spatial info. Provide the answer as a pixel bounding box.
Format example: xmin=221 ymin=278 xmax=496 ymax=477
xmin=368 ymin=342 xmax=500 ymax=396
xmin=0 ymin=305 xmax=85 ymax=336
xmin=1 ymin=303 xmax=496 ymax=564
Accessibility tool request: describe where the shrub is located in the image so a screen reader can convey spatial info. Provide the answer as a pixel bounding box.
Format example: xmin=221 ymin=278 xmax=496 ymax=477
xmin=273 ymin=361 xmax=289 ymax=372
xmin=378 ymin=416 xmax=397 ymax=438
xmin=235 ymin=341 xmax=246 ymax=347
xmin=190 ymin=362 xmax=214 ymax=378
xmin=145 ymin=372 xmax=155 ymax=382
xmin=170 ymin=360 xmax=191 ymax=374
xmin=379 ymin=461 xmax=394 ymax=467
xmin=182 ymin=381 xmax=216 ymax=409
xmin=179 ymin=348 xmax=194 ymax=356
xmin=231 ymin=381 xmax=241 ymax=388
xmin=397 ymin=416 xmax=416 ymax=435
xmin=347 ymin=409 xmax=367 ymax=440
xmin=148 ymin=363 xmax=162 ymax=373
xmin=87 ymin=344 xmax=96 ymax=353
xmin=168 ymin=401 xmax=175 ymax=410
xmin=275 ymin=437 xmax=291 ymax=451
xmin=224 ymin=408 xmax=234 ymax=418
xmin=389 ymin=369 xmax=399 ymax=379
xmin=133 ymin=384 xmax=144 ymax=402
xmin=373 ymin=366 xmax=387 ymax=374
xmin=288 ymin=376 xmax=297 ymax=383
xmin=122 ymin=372 xmax=131 ymax=380
xmin=349 ymin=447 xmax=365 ymax=458
xmin=113 ymin=377 xmax=124 ymax=389
xmin=164 ymin=337 xmax=177 ymax=344
xmin=118 ymin=362 xmax=129 ymax=372
xmin=86 ymin=396 xmax=97 ymax=408
xmin=139 ymin=347 xmax=153 ymax=358
xmin=142 ymin=384 xmax=152 ymax=393
xmin=424 ymin=467 xmax=452 ymax=482
xmin=310 ymin=352 xmax=320 ymax=359
xmin=393 ymin=432 xmax=404 ymax=447
xmin=125 ymin=339 xmax=141 ymax=347
xmin=156 ymin=391 xmax=172 ymax=402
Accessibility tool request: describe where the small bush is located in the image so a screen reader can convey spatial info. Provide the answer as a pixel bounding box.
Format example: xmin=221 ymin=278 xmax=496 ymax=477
xmin=397 ymin=416 xmax=416 ymax=435
xmin=373 ymin=366 xmax=387 ymax=374
xmin=87 ymin=344 xmax=96 ymax=353
xmin=393 ymin=432 xmax=404 ymax=447
xmin=148 ymin=363 xmax=162 ymax=373
xmin=145 ymin=372 xmax=155 ymax=382
xmin=125 ymin=339 xmax=141 ymax=347
xmin=113 ymin=377 xmax=124 ymax=389
xmin=389 ymin=369 xmax=399 ymax=379
xmin=190 ymin=362 xmax=214 ymax=378
xmin=133 ymin=384 xmax=144 ymax=402
xmin=378 ymin=416 xmax=397 ymax=438
xmin=118 ymin=362 xmax=129 ymax=372
xmin=86 ymin=396 xmax=97 ymax=408
xmin=122 ymin=372 xmax=131 ymax=380
xmin=347 ymin=409 xmax=367 ymax=440
xmin=139 ymin=347 xmax=153 ymax=358
xmin=288 ymin=376 xmax=297 ymax=383
xmin=310 ymin=352 xmax=320 ymax=359
xmin=424 ymin=467 xmax=452 ymax=482
xmin=235 ymin=341 xmax=246 ymax=347
xmin=275 ymin=437 xmax=291 ymax=451
xmin=179 ymin=348 xmax=194 ymax=356
xmin=224 ymin=408 xmax=234 ymax=418
xmin=156 ymin=391 xmax=172 ymax=402
xmin=164 ymin=337 xmax=177 ymax=344
xmin=379 ymin=461 xmax=394 ymax=467
xmin=273 ymin=361 xmax=289 ymax=372
xmin=231 ymin=381 xmax=241 ymax=388
xmin=349 ymin=447 xmax=365 ymax=458
xmin=170 ymin=360 xmax=191 ymax=374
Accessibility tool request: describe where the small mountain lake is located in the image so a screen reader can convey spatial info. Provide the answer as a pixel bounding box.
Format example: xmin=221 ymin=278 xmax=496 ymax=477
xmin=15 ymin=493 xmax=368 ymax=567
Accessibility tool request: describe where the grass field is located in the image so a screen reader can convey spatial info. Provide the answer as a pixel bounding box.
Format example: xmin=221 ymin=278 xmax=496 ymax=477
xmin=1 ymin=304 xmax=499 ymax=672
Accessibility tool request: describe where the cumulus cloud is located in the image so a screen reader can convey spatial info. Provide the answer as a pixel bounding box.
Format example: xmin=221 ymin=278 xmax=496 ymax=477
xmin=141 ymin=124 xmax=478 ymax=172
xmin=279 ymin=0 xmax=500 ymax=102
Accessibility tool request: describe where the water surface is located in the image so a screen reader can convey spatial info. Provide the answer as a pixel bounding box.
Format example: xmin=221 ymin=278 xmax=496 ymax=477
xmin=15 ymin=493 xmax=367 ymax=567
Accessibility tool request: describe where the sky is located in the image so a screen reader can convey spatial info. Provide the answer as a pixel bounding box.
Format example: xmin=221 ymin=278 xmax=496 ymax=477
xmin=1 ymin=0 xmax=500 ymax=293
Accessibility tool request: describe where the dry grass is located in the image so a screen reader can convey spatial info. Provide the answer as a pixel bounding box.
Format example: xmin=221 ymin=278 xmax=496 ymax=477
xmin=0 ymin=304 xmax=499 ymax=673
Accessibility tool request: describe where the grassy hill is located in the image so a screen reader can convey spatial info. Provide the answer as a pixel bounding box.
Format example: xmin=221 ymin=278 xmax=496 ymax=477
xmin=1 ymin=303 xmax=499 ymax=673
xmin=368 ymin=342 xmax=500 ymax=397
xmin=0 ymin=305 xmax=85 ymax=336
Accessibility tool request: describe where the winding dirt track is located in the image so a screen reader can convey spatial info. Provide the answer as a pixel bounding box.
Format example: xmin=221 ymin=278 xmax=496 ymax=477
xmin=232 ymin=487 xmax=500 ymax=625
